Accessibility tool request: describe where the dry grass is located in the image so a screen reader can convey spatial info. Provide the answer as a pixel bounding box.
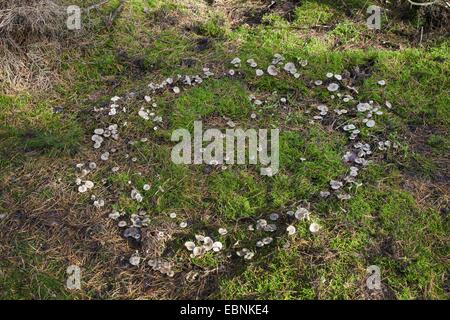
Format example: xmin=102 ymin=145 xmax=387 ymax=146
xmin=0 ymin=42 xmax=63 ymax=92
xmin=0 ymin=152 xmax=223 ymax=299
xmin=0 ymin=0 xmax=67 ymax=92
xmin=0 ymin=0 xmax=65 ymax=42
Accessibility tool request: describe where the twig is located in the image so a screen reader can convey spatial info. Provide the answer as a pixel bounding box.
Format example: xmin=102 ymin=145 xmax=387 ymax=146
xmin=291 ymin=24 xmax=333 ymax=30
xmin=106 ymin=0 xmax=126 ymax=29
xmin=407 ymin=0 xmax=439 ymax=6
xmin=86 ymin=0 xmax=110 ymax=12
xmin=420 ymin=26 xmax=424 ymax=44
xmin=338 ymin=0 xmax=353 ymax=16
xmin=408 ymin=0 xmax=450 ymax=8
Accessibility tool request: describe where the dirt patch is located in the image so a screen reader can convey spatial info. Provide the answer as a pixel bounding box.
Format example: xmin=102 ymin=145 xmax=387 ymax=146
xmin=349 ymin=58 xmax=376 ymax=84
xmin=239 ymin=0 xmax=300 ymax=25
xmin=271 ymin=0 xmax=300 ymax=22
xmin=211 ymin=0 xmax=300 ymax=27
xmin=419 ymin=4 xmax=450 ymax=32
xmin=390 ymin=1 xmax=450 ymax=32
xmin=146 ymin=4 xmax=191 ymax=30
xmin=116 ymin=49 xmax=155 ymax=78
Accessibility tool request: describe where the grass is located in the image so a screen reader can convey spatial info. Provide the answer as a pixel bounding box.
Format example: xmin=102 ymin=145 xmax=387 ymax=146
xmin=0 ymin=95 xmax=83 ymax=169
xmin=293 ymin=1 xmax=336 ymax=27
xmin=171 ymin=78 xmax=252 ymax=129
xmin=0 ymin=239 xmax=75 ymax=300
xmin=0 ymin=0 xmax=448 ymax=300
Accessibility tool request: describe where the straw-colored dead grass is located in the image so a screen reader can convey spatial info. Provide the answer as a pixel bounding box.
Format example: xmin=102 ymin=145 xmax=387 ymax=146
xmin=0 ymin=0 xmax=67 ymax=92
xmin=0 ymin=0 xmax=65 ymax=41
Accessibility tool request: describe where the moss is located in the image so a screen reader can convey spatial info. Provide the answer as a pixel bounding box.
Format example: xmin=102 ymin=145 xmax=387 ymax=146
xmin=293 ymin=1 xmax=336 ymax=27
xmin=208 ymin=170 xmax=267 ymax=220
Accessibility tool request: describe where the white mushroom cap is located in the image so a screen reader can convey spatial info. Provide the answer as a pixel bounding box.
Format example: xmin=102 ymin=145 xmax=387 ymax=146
xmin=194 ymin=235 xmax=205 ymax=243
xmin=283 ymin=62 xmax=297 ymax=74
xmin=327 ymin=83 xmax=339 ymax=92
xmin=212 ymin=242 xmax=223 ymax=252
xmin=309 ymin=222 xmax=321 ymax=233
xmin=203 ymin=237 xmax=214 ymax=251
xmin=231 ymin=57 xmax=241 ymax=65
xmin=267 ymin=65 xmax=279 ymax=76
xmin=269 ymin=213 xmax=279 ymax=221
xmin=84 ymin=180 xmax=94 ymax=189
xmin=366 ymin=120 xmax=376 ymax=128
xmin=287 ymin=225 xmax=296 ymax=235
xmin=184 ymin=241 xmax=196 ymax=251
xmin=100 ymin=152 xmax=109 ymax=161
xmin=193 ymin=246 xmax=205 ymax=257
xmin=129 ymin=253 xmax=141 ymax=266
xmin=330 ymin=180 xmax=343 ymax=190
xmin=295 ymin=207 xmax=310 ymax=220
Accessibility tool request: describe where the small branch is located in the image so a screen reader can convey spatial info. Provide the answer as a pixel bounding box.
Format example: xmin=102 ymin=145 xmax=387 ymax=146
xmin=106 ymin=0 xmax=126 ymax=29
xmin=338 ymin=0 xmax=353 ymax=16
xmin=419 ymin=26 xmax=424 ymax=44
xmin=407 ymin=0 xmax=439 ymax=6
xmin=291 ymin=24 xmax=333 ymax=30
xmin=85 ymin=0 xmax=110 ymax=11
